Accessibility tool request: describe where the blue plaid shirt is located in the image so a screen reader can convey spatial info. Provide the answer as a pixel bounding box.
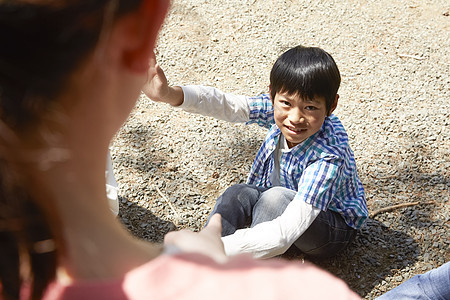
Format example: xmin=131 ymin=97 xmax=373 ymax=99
xmin=246 ymin=93 xmax=368 ymax=229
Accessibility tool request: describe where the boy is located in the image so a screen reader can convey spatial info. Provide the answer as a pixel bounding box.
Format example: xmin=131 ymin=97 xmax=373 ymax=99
xmin=144 ymin=46 xmax=368 ymax=259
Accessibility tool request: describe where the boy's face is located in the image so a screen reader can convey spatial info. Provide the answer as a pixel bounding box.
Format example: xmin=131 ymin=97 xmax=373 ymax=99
xmin=272 ymin=91 xmax=336 ymax=148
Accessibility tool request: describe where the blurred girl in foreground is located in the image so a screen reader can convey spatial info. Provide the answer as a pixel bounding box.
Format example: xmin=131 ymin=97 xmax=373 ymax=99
xmin=0 ymin=1 xmax=359 ymax=299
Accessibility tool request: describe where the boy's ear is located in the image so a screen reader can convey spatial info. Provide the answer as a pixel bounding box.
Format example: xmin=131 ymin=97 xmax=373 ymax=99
xmin=329 ymin=94 xmax=339 ymax=116
xmin=119 ymin=0 xmax=169 ymax=73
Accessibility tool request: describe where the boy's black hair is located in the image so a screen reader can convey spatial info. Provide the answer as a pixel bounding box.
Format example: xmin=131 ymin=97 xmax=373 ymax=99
xmin=270 ymin=45 xmax=341 ymax=115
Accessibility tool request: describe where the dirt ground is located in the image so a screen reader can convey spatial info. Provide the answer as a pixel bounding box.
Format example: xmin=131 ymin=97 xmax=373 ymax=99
xmin=111 ymin=1 xmax=449 ymax=298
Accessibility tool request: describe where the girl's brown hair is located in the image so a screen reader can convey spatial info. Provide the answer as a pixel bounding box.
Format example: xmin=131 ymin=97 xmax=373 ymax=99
xmin=0 ymin=1 xmax=143 ymax=298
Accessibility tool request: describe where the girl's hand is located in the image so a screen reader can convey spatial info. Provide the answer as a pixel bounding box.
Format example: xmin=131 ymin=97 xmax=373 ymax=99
xmin=164 ymin=214 xmax=228 ymax=263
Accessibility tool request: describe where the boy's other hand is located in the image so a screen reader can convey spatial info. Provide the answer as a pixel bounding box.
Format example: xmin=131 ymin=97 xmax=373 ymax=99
xmin=164 ymin=214 xmax=228 ymax=263
xmin=142 ymin=56 xmax=184 ymax=106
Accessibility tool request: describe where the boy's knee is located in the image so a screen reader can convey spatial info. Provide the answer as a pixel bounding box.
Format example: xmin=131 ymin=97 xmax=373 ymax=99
xmin=261 ymin=187 xmax=295 ymax=203
xmin=255 ymin=187 xmax=295 ymax=212
xmin=219 ymin=184 xmax=262 ymax=208
xmin=224 ymin=183 xmax=249 ymax=195
xmin=223 ymin=184 xmax=255 ymax=200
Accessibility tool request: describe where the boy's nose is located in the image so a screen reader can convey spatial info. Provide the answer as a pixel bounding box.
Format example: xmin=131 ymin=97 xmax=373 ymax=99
xmin=289 ymin=108 xmax=305 ymax=124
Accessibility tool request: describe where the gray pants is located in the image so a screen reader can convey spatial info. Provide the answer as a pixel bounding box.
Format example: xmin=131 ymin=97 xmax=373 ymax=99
xmin=208 ymin=184 xmax=356 ymax=258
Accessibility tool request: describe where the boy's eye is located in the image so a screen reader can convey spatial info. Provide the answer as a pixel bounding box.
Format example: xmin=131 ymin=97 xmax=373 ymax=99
xmin=305 ymin=106 xmax=318 ymax=110
xmin=281 ymin=101 xmax=291 ymax=106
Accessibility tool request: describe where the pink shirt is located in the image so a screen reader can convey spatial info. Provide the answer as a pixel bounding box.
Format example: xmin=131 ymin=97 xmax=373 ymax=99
xmin=41 ymin=253 xmax=360 ymax=300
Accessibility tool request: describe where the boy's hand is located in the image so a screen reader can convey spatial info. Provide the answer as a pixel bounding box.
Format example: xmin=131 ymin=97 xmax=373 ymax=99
xmin=142 ymin=56 xmax=184 ymax=106
xmin=164 ymin=214 xmax=228 ymax=263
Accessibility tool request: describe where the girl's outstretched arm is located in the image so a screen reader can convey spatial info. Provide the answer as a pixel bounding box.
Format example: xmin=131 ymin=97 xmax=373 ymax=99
xmin=164 ymin=214 xmax=228 ymax=263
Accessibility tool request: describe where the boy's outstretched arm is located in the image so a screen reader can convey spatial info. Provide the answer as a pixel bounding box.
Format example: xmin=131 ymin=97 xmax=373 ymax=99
xmin=143 ymin=56 xmax=184 ymax=106
xmin=143 ymin=58 xmax=252 ymax=123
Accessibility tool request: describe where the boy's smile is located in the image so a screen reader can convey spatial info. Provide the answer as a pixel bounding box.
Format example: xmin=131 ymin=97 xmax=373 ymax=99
xmin=273 ymin=91 xmax=336 ymax=148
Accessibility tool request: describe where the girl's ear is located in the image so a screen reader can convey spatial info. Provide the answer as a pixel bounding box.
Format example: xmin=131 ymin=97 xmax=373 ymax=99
xmin=120 ymin=0 xmax=169 ymax=73
xmin=328 ymin=94 xmax=339 ymax=116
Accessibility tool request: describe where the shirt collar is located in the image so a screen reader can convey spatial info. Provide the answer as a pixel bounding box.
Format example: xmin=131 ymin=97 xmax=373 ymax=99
xmin=273 ymin=116 xmax=331 ymax=155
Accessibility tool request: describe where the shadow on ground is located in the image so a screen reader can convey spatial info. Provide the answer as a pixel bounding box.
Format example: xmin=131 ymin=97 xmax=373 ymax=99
xmin=282 ymin=216 xmax=421 ymax=298
xmin=118 ymin=196 xmax=176 ymax=244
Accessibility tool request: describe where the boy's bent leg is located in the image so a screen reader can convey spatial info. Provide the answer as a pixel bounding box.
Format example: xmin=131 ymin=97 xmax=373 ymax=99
xmin=207 ymin=184 xmax=268 ymax=236
xmin=293 ymin=210 xmax=356 ymax=258
xmin=251 ymin=186 xmax=296 ymax=226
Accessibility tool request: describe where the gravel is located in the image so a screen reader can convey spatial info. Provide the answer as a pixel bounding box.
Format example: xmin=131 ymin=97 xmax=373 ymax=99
xmin=111 ymin=0 xmax=449 ymax=298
